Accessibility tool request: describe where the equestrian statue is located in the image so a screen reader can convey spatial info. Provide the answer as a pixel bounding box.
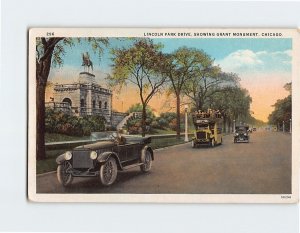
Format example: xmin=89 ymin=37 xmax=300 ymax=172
xmin=82 ymin=52 xmax=93 ymax=73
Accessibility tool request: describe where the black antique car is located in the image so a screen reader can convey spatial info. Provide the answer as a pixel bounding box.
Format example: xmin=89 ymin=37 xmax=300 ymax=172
xmin=56 ymin=133 xmax=154 ymax=187
xmin=234 ymin=125 xmax=250 ymax=143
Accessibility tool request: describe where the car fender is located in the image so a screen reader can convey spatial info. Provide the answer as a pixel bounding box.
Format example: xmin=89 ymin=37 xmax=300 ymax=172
xmin=97 ymin=151 xmax=122 ymax=170
xmin=141 ymin=146 xmax=154 ymax=162
xmin=56 ymin=153 xmax=66 ymax=165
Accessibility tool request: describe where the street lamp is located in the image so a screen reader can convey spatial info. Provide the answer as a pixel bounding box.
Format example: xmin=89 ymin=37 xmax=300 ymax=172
xmin=283 ymin=120 xmax=285 ymax=133
xmin=184 ymin=104 xmax=189 ymax=142
xmin=290 ymin=118 xmax=292 ymax=133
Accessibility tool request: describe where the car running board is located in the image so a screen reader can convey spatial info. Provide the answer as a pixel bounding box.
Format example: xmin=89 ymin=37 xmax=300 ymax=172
xmin=122 ymin=163 xmax=144 ymax=170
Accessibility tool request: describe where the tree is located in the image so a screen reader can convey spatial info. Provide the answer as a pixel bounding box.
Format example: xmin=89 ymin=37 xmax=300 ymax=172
xmin=184 ymin=60 xmax=239 ymax=110
xmin=164 ymin=47 xmax=210 ymax=139
xmin=268 ymin=82 xmax=292 ymax=129
xmin=208 ymin=86 xmax=252 ymax=132
xmin=108 ymin=39 xmax=167 ymax=136
xmin=36 ymin=37 xmax=108 ymax=160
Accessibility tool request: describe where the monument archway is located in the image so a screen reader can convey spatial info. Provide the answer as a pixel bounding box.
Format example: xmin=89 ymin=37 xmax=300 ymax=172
xmin=62 ymin=98 xmax=72 ymax=107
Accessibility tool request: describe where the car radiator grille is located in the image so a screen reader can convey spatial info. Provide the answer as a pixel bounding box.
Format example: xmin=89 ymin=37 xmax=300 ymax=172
xmin=197 ymin=132 xmax=206 ymax=139
xmin=72 ymin=150 xmax=93 ymax=169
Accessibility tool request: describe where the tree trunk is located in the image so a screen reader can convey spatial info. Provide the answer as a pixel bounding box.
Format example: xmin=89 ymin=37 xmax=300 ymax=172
xmin=36 ymin=45 xmax=54 ymax=160
xmin=36 ymin=78 xmax=46 ymax=160
xmin=176 ymin=94 xmax=181 ymax=139
xmin=141 ymin=103 xmax=147 ymax=137
xmin=197 ymin=98 xmax=203 ymax=110
xmin=228 ymin=120 xmax=231 ymax=134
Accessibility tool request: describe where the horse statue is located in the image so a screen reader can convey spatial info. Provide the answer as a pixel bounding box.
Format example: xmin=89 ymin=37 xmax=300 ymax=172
xmin=82 ymin=52 xmax=93 ymax=72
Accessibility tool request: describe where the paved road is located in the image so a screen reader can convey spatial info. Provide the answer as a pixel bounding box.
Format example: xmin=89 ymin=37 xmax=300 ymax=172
xmin=37 ymin=131 xmax=291 ymax=194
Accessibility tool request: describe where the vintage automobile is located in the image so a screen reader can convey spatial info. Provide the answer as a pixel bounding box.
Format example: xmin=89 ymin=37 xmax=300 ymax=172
xmin=56 ymin=133 xmax=154 ymax=187
xmin=234 ymin=125 xmax=250 ymax=143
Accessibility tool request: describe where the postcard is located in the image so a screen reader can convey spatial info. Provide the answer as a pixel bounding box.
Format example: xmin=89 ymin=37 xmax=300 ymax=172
xmin=28 ymin=28 xmax=299 ymax=203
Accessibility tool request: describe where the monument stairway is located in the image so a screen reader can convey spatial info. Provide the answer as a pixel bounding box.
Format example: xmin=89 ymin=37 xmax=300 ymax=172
xmin=116 ymin=112 xmax=142 ymax=131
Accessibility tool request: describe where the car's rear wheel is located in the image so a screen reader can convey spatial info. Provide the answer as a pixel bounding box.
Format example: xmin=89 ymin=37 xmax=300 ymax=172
xmin=57 ymin=161 xmax=73 ymax=187
xmin=100 ymin=157 xmax=118 ymax=186
xmin=140 ymin=150 xmax=152 ymax=172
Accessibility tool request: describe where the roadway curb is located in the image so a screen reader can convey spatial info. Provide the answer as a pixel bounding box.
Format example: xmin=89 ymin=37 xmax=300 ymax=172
xmin=154 ymin=141 xmax=191 ymax=151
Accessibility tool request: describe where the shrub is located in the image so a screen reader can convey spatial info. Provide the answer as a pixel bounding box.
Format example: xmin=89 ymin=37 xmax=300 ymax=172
xmin=169 ymin=118 xmax=177 ymax=131
xmin=45 ymin=109 xmax=106 ymax=137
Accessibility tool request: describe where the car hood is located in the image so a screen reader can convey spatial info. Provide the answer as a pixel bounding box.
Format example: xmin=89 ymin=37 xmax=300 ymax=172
xmin=75 ymin=141 xmax=115 ymax=150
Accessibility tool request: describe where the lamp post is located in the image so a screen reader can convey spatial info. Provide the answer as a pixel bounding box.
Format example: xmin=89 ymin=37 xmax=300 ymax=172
xmin=282 ymin=120 xmax=285 ymax=133
xmin=184 ymin=104 xmax=189 ymax=142
xmin=290 ymin=118 xmax=292 ymax=133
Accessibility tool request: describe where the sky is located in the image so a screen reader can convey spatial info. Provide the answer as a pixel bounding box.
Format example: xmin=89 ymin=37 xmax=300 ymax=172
xmin=48 ymin=37 xmax=292 ymax=122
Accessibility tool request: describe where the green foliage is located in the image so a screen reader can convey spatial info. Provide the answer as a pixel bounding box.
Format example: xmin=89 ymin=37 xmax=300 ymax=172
xmin=126 ymin=118 xmax=142 ymax=134
xmin=268 ymin=83 xmax=292 ymax=128
xmin=155 ymin=112 xmax=177 ymax=129
xmin=126 ymin=103 xmax=155 ymax=119
xmin=209 ymin=87 xmax=252 ymax=118
xmin=108 ymin=38 xmax=167 ymax=98
xmin=108 ymin=39 xmax=169 ymax=136
xmin=169 ymin=118 xmax=177 ymax=131
xmin=125 ymin=107 xmax=178 ymax=134
xmin=36 ymin=37 xmax=109 ymax=67
xmin=125 ymin=104 xmax=156 ymax=134
xmin=268 ymin=93 xmax=291 ymax=125
xmin=45 ymin=108 xmax=106 ymax=136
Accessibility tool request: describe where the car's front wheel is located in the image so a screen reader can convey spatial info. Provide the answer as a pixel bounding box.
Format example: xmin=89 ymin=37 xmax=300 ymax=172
xmin=100 ymin=157 xmax=118 ymax=186
xmin=57 ymin=161 xmax=73 ymax=187
xmin=140 ymin=150 xmax=152 ymax=172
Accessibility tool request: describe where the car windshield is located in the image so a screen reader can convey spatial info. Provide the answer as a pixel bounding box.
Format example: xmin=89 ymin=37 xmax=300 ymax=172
xmin=90 ymin=131 xmax=119 ymax=141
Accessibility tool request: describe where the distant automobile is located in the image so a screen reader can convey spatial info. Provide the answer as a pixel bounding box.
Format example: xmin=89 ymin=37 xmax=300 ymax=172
xmin=234 ymin=126 xmax=250 ymax=143
xmin=252 ymin=127 xmax=257 ymax=132
xmin=56 ymin=132 xmax=154 ymax=187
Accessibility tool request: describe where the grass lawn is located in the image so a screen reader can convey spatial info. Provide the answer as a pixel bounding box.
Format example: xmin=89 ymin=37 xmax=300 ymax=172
xmin=37 ymin=136 xmax=190 ymax=174
xmin=151 ymin=128 xmax=176 ymax=135
xmin=150 ymin=136 xmax=189 ymax=150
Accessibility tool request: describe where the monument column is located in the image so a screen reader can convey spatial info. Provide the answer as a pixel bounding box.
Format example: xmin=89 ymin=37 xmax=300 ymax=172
xmin=86 ymin=84 xmax=92 ymax=115
xmin=78 ymin=72 xmax=95 ymax=115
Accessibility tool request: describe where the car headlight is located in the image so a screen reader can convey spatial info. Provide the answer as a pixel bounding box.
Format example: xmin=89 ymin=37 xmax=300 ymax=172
xmin=235 ymin=133 xmax=239 ymax=136
xmin=244 ymin=133 xmax=247 ymax=136
xmin=64 ymin=151 xmax=72 ymax=160
xmin=90 ymin=151 xmax=98 ymax=160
